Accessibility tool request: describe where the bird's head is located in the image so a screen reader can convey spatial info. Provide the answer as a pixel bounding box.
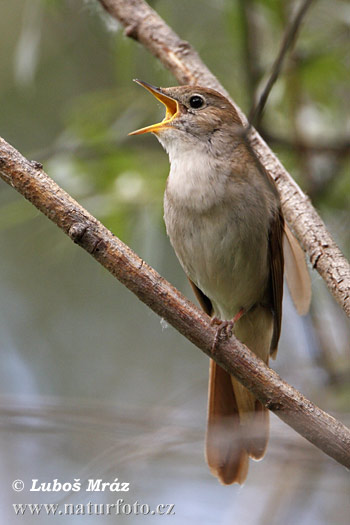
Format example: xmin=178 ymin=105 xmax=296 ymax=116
xmin=129 ymin=80 xmax=242 ymax=152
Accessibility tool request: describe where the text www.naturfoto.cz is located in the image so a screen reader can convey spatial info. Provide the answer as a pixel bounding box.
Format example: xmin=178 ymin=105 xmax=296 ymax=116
xmin=13 ymin=500 xmax=175 ymax=516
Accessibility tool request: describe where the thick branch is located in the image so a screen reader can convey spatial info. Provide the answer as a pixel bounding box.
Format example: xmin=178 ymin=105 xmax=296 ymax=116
xmin=1 ymin=137 xmax=350 ymax=470
xmin=98 ymin=0 xmax=350 ymax=317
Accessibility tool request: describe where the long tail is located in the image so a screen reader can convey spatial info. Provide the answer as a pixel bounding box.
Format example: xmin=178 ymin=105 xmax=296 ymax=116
xmin=206 ymin=305 xmax=273 ymax=484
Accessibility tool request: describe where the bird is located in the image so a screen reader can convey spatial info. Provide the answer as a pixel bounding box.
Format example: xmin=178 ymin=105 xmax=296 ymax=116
xmin=130 ymin=79 xmax=311 ymax=484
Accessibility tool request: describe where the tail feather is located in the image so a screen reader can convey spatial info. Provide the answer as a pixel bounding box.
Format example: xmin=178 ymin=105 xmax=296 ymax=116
xmin=206 ymin=360 xmax=250 ymax=484
xmin=249 ymin=399 xmax=270 ymax=460
xmin=206 ymin=306 xmax=273 ymax=484
xmin=206 ymin=362 xmax=269 ymax=485
xmin=231 ymin=378 xmax=270 ymax=461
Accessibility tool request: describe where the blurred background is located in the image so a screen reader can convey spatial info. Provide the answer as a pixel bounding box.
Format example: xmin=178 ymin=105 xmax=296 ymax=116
xmin=0 ymin=0 xmax=349 ymax=523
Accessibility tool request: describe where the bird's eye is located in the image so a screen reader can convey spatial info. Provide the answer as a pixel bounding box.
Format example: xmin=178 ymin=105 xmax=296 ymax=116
xmin=189 ymin=95 xmax=204 ymax=109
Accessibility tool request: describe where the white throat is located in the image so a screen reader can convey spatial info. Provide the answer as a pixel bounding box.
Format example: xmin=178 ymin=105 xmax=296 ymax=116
xmin=157 ymin=131 xmax=226 ymax=211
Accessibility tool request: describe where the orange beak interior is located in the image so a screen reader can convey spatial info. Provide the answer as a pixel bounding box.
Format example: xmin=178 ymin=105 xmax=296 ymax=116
xmin=129 ymin=79 xmax=179 ymax=135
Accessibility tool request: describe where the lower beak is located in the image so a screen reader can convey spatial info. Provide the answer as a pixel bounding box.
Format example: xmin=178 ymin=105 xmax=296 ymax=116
xmin=129 ymin=80 xmax=179 ymax=135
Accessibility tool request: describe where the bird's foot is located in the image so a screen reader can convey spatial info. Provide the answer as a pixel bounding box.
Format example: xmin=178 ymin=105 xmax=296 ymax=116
xmin=210 ymin=308 xmax=245 ymax=354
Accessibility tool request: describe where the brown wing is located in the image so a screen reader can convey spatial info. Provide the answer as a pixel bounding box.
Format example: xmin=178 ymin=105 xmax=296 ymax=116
xmin=268 ymin=207 xmax=285 ymax=358
xmin=188 ymin=279 xmax=213 ymax=316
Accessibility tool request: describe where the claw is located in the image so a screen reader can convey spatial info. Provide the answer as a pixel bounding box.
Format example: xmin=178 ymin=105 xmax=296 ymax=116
xmin=210 ymin=308 xmax=245 ymax=354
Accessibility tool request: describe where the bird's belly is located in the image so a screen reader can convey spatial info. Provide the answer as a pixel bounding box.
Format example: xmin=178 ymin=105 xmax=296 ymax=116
xmin=164 ymin=202 xmax=269 ymax=320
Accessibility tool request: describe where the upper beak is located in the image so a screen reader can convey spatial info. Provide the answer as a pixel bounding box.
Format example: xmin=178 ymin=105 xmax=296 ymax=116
xmin=129 ymin=79 xmax=179 ymax=135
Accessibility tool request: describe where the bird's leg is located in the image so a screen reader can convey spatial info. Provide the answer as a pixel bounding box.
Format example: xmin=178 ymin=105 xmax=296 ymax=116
xmin=210 ymin=308 xmax=245 ymax=353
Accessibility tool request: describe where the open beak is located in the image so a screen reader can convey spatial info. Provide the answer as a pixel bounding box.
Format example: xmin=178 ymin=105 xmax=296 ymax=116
xmin=129 ymin=79 xmax=179 ymax=135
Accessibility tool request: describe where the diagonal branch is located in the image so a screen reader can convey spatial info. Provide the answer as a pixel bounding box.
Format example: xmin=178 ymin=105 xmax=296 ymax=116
xmin=97 ymin=0 xmax=350 ymax=317
xmin=0 ymin=136 xmax=350 ymax=470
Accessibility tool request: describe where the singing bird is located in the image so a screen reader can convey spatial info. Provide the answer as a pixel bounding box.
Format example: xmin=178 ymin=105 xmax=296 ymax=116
xmin=130 ymin=80 xmax=311 ymax=484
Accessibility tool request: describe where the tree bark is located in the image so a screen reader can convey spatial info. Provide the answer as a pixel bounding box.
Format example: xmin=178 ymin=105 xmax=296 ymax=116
xmin=0 ymin=136 xmax=349 ymax=470
xmin=98 ymin=0 xmax=350 ymax=317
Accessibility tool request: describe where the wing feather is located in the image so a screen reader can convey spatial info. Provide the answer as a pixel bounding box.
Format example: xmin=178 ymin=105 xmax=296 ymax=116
xmin=283 ymin=224 xmax=311 ymax=316
xmin=268 ymin=208 xmax=285 ymax=357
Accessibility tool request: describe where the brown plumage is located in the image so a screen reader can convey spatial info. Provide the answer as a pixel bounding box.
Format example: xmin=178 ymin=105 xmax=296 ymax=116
xmin=130 ymin=81 xmax=311 ymax=484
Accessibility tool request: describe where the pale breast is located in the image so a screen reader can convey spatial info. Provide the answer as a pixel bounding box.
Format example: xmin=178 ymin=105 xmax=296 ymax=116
xmin=164 ymin=184 xmax=272 ymax=319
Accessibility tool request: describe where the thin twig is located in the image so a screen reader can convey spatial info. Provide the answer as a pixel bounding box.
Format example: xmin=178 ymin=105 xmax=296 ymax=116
xmin=97 ymin=0 xmax=350 ymax=317
xmin=237 ymin=0 xmax=261 ymax=107
xmin=248 ymin=0 xmax=315 ymax=127
xmin=0 ymin=136 xmax=350 ymax=470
